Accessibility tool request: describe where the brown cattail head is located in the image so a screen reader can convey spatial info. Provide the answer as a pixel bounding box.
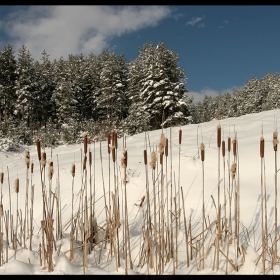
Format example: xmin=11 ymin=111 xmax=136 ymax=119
xmin=150 ymin=151 xmax=157 ymax=170
xmin=15 ymin=178 xmax=19 ymax=193
xmin=71 ymin=164 xmax=75 ymax=177
xmin=260 ymin=137 xmax=265 ymax=158
xmin=89 ymin=151 xmax=92 ymax=166
xmin=31 ymin=162 xmax=34 ymax=173
xmin=107 ymin=134 xmax=111 ymax=154
xmin=25 ymin=150 xmax=30 ymax=169
xmin=200 ymin=143 xmax=205 ymax=162
xmin=41 ymin=152 xmax=46 ymax=167
xmin=0 ymin=203 xmax=3 ymax=217
xmin=228 ymin=137 xmax=231 ymax=152
xmin=273 ymin=131 xmax=278 ymax=152
xmin=165 ymin=138 xmax=168 ymax=157
xmin=222 ymin=140 xmax=225 ymax=157
xmin=232 ymin=139 xmax=237 ymax=157
xmin=158 ymin=133 xmax=166 ymax=155
xmin=160 ymin=153 xmax=163 ymax=165
xmin=0 ymin=172 xmax=3 ymax=184
xmin=179 ymin=129 xmax=182 ymax=145
xmin=84 ymin=133 xmax=88 ymax=154
xmin=121 ymin=149 xmax=127 ymax=168
xmin=217 ymin=125 xmax=221 ymax=148
xmin=112 ymin=147 xmax=116 ymax=162
xmin=48 ymin=161 xmax=54 ymax=180
xmin=139 ymin=195 xmax=146 ymax=207
xmin=143 ymin=150 xmax=147 ymax=165
xmin=114 ymin=131 xmax=118 ymax=150
xmin=231 ymin=162 xmax=237 ymax=179
xmin=36 ymin=139 xmax=41 ymax=161
xmin=83 ymin=155 xmax=87 ymax=170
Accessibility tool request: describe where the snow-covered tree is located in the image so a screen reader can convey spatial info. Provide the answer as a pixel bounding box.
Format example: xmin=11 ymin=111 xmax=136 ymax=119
xmin=0 ymin=45 xmax=18 ymax=134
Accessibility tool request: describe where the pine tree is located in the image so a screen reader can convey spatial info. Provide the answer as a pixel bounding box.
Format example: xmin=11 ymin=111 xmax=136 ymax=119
xmin=0 ymin=45 xmax=18 ymax=135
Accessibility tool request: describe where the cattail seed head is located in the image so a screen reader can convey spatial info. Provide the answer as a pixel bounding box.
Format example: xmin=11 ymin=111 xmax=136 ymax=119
xmin=179 ymin=129 xmax=182 ymax=145
xmin=231 ymin=162 xmax=237 ymax=179
xmin=84 ymin=133 xmax=88 ymax=154
xmin=228 ymin=137 xmax=231 ymax=152
xmin=36 ymin=139 xmax=41 ymax=161
xmin=160 ymin=153 xmax=163 ymax=165
xmin=112 ymin=147 xmax=116 ymax=162
xmin=15 ymin=178 xmax=19 ymax=193
xmin=107 ymin=134 xmax=111 ymax=154
xmin=232 ymin=139 xmax=237 ymax=157
xmin=25 ymin=150 xmax=30 ymax=169
xmin=165 ymin=138 xmax=168 ymax=157
xmin=31 ymin=162 xmax=34 ymax=173
xmin=217 ymin=125 xmax=221 ymax=148
xmin=41 ymin=152 xmax=46 ymax=167
xmin=48 ymin=161 xmax=54 ymax=180
xmin=150 ymin=151 xmax=157 ymax=170
xmin=222 ymin=140 xmax=225 ymax=157
xmin=121 ymin=149 xmax=127 ymax=168
xmin=89 ymin=151 xmax=92 ymax=166
xmin=260 ymin=137 xmax=265 ymax=158
xmin=200 ymin=143 xmax=205 ymax=162
xmin=158 ymin=133 xmax=166 ymax=155
xmin=144 ymin=150 xmax=147 ymax=165
xmin=0 ymin=203 xmax=3 ymax=217
xmin=71 ymin=164 xmax=75 ymax=177
xmin=0 ymin=172 xmax=3 ymax=184
xmin=273 ymin=131 xmax=278 ymax=152
xmin=114 ymin=131 xmax=118 ymax=150
xmin=83 ymin=155 xmax=87 ymax=170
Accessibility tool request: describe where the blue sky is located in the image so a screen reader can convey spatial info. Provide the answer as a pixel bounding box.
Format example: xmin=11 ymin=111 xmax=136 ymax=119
xmin=0 ymin=5 xmax=280 ymax=102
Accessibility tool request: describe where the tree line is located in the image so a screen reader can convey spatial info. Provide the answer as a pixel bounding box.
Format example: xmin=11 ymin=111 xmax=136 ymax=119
xmin=0 ymin=41 xmax=279 ymax=149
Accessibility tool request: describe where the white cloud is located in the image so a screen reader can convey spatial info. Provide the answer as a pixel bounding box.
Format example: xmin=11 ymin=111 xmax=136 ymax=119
xmin=189 ymin=87 xmax=236 ymax=103
xmin=186 ymin=16 xmax=205 ymax=27
xmin=1 ymin=5 xmax=171 ymax=61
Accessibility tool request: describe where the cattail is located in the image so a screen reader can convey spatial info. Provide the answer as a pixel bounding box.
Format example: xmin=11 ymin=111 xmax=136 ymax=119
xmin=228 ymin=137 xmax=231 ymax=152
xmin=231 ymin=162 xmax=237 ymax=179
xmin=222 ymin=140 xmax=225 ymax=157
xmin=160 ymin=153 xmax=163 ymax=165
xmin=15 ymin=178 xmax=19 ymax=193
xmin=89 ymin=151 xmax=92 ymax=166
xmin=107 ymin=134 xmax=111 ymax=154
xmin=232 ymin=139 xmax=237 ymax=157
xmin=150 ymin=151 xmax=157 ymax=170
xmin=200 ymin=143 xmax=205 ymax=162
xmin=165 ymin=138 xmax=168 ymax=157
xmin=139 ymin=196 xmax=146 ymax=207
xmin=36 ymin=139 xmax=41 ymax=161
xmin=0 ymin=172 xmax=3 ymax=184
xmin=144 ymin=150 xmax=147 ymax=165
xmin=112 ymin=147 xmax=116 ymax=162
xmin=84 ymin=134 xmax=88 ymax=154
xmin=25 ymin=150 xmax=30 ymax=169
xmin=260 ymin=137 xmax=265 ymax=158
xmin=48 ymin=161 xmax=54 ymax=180
xmin=0 ymin=203 xmax=3 ymax=217
xmin=158 ymin=133 xmax=166 ymax=155
xmin=114 ymin=131 xmax=118 ymax=150
xmin=217 ymin=125 xmax=221 ymax=148
xmin=41 ymin=152 xmax=46 ymax=167
xmin=31 ymin=162 xmax=34 ymax=174
xmin=121 ymin=149 xmax=127 ymax=168
xmin=71 ymin=164 xmax=75 ymax=177
xmin=273 ymin=131 xmax=278 ymax=152
xmin=179 ymin=129 xmax=182 ymax=145
xmin=83 ymin=156 xmax=87 ymax=170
